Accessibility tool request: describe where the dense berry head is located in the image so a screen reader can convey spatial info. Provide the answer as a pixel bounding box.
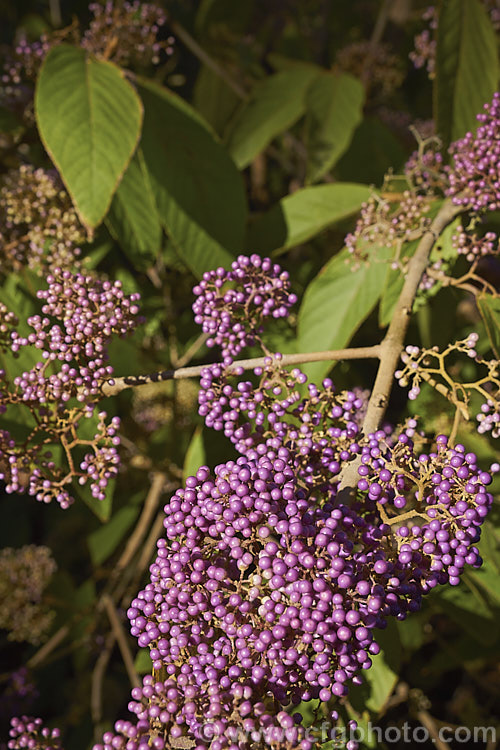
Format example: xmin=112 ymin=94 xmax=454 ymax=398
xmin=336 ymin=40 xmax=404 ymax=98
xmin=192 ymin=254 xmax=297 ymax=363
xmin=0 ymin=546 xmax=57 ymax=644
xmin=0 ymin=166 xmax=85 ymax=274
xmin=345 ymin=190 xmax=432 ymax=261
xmin=447 ymin=92 xmax=500 ymax=212
xmin=82 ymin=1 xmax=174 ymax=67
xmin=0 ymin=270 xmax=140 ymax=508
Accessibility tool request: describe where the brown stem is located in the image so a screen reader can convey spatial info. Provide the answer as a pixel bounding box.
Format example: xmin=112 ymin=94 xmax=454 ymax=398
xmin=101 ymin=594 xmax=140 ymax=689
xmin=27 ymin=625 xmax=70 ymax=669
xmin=339 ymin=200 xmax=462 ymax=491
xmin=101 ymin=345 xmax=381 ymax=397
xmin=416 ymin=710 xmax=451 ymax=750
xmin=98 ymin=472 xmax=167 ymax=607
xmin=91 ymin=629 xmax=116 ymax=732
xmin=168 ymin=19 xmax=247 ymax=99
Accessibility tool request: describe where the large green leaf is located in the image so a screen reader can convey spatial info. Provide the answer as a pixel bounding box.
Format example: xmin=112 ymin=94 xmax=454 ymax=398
xmin=477 ymin=295 xmax=500 ymax=359
xmin=433 ymin=576 xmax=498 ymax=645
xmin=434 ymin=0 xmax=499 ymax=149
xmin=183 ymin=426 xmax=206 ymax=482
xmin=304 ymin=72 xmax=364 ymax=183
xmin=87 ymin=505 xmax=140 ymax=567
xmin=348 ymin=621 xmax=401 ymax=715
xmin=297 ymin=247 xmax=388 ymax=383
xmin=225 ymin=65 xmax=319 ymax=169
xmin=246 ymin=183 xmax=372 ymax=254
xmin=138 ymin=79 xmax=247 ymax=277
xmin=106 ymin=149 xmax=162 ymax=270
xmin=193 ymin=64 xmax=240 ymax=136
xmin=335 ymin=116 xmax=406 ymax=186
xmin=35 ymin=45 xmax=143 ymax=229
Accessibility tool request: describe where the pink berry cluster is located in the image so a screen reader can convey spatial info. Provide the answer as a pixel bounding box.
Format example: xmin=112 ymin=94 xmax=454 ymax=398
xmin=0 ymin=165 xmax=85 ymax=275
xmin=82 ymin=1 xmax=175 ymax=67
xmin=404 ymin=140 xmax=445 ymax=194
xmin=0 ymin=303 xmax=18 ymax=351
xmin=8 ymin=268 xmax=141 ymax=402
xmin=0 ymin=1 xmax=173 ymax=123
xmin=451 ymin=225 xmax=499 ymax=262
xmin=345 ymin=190 xmax=432 ymax=259
xmin=409 ymin=6 xmax=437 ymax=77
xmin=410 ymin=4 xmax=500 ymax=79
xmin=447 ymin=92 xmax=500 ymax=213
xmin=0 ymin=545 xmax=57 ymax=645
xmin=192 ymin=254 xmax=297 ymax=363
xmin=0 ymin=270 xmax=141 ymax=508
xmin=7 ymin=716 xmax=61 ymax=750
xmin=336 ymin=40 xmax=404 ymax=98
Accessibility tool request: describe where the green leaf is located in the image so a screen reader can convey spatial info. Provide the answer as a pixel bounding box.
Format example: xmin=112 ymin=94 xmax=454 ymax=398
xmin=134 ymin=648 xmax=153 ymax=674
xmin=106 ymin=149 xmax=162 ymax=271
xmin=225 ymin=65 xmax=319 ymax=169
xmin=87 ymin=505 xmax=140 ymax=567
xmin=193 ymin=64 xmax=241 ymax=136
xmin=434 ymin=0 xmax=499 ymax=149
xmin=246 ymin=183 xmax=372 ymax=254
xmin=297 ymin=247 xmax=388 ymax=383
xmin=304 ymin=72 xmax=364 ymax=183
xmin=183 ymin=426 xmax=206 ymax=482
xmin=0 ymin=105 xmax=23 ymax=134
xmin=79 ymin=478 xmax=115 ymax=522
xmin=349 ymin=621 xmax=401 ymax=715
xmin=35 ymin=45 xmax=143 ymax=229
xmin=138 ymin=79 xmax=247 ymax=277
xmin=477 ymin=295 xmax=500 ymax=358
xmin=433 ymin=577 xmax=498 ymax=645
xmin=335 ymin=116 xmax=406 ymax=186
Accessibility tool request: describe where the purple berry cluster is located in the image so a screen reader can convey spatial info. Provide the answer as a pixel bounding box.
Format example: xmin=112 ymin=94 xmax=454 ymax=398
xmin=0 ymin=668 xmax=38 ymax=721
xmin=447 ymin=92 xmax=500 ymax=213
xmin=89 ymin=257 xmax=493 ymax=750
xmin=452 ymin=224 xmax=499 ymax=262
xmin=0 ymin=1 xmax=174 ymax=125
xmin=409 ymin=6 xmax=437 ymax=77
xmin=192 ymin=255 xmax=297 ymax=363
xmin=0 ymin=270 xmax=141 ymax=508
xmin=10 ymin=269 xmax=140 ymax=403
xmin=7 ymin=716 xmax=61 ymax=750
xmin=82 ymin=1 xmax=175 ymax=68
xmin=410 ymin=4 xmax=500 ymax=79
xmin=355 ymin=432 xmax=491 ymax=588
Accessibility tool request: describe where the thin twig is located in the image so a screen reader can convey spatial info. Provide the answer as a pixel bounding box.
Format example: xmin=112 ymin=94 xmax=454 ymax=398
xmin=416 ymin=710 xmax=451 ymax=750
xmin=91 ymin=629 xmax=116 ymax=730
xmin=339 ymin=200 xmax=462 ymax=491
xmin=101 ymin=346 xmax=382 ymax=397
xmin=176 ymin=332 xmax=209 ymax=369
xmin=27 ymin=624 xmax=69 ymax=669
xmin=361 ymin=0 xmax=393 ymax=87
xmin=104 ymin=472 xmax=166 ymax=597
xmin=101 ymin=594 xmax=141 ymax=689
xmin=168 ymin=19 xmax=247 ymax=99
